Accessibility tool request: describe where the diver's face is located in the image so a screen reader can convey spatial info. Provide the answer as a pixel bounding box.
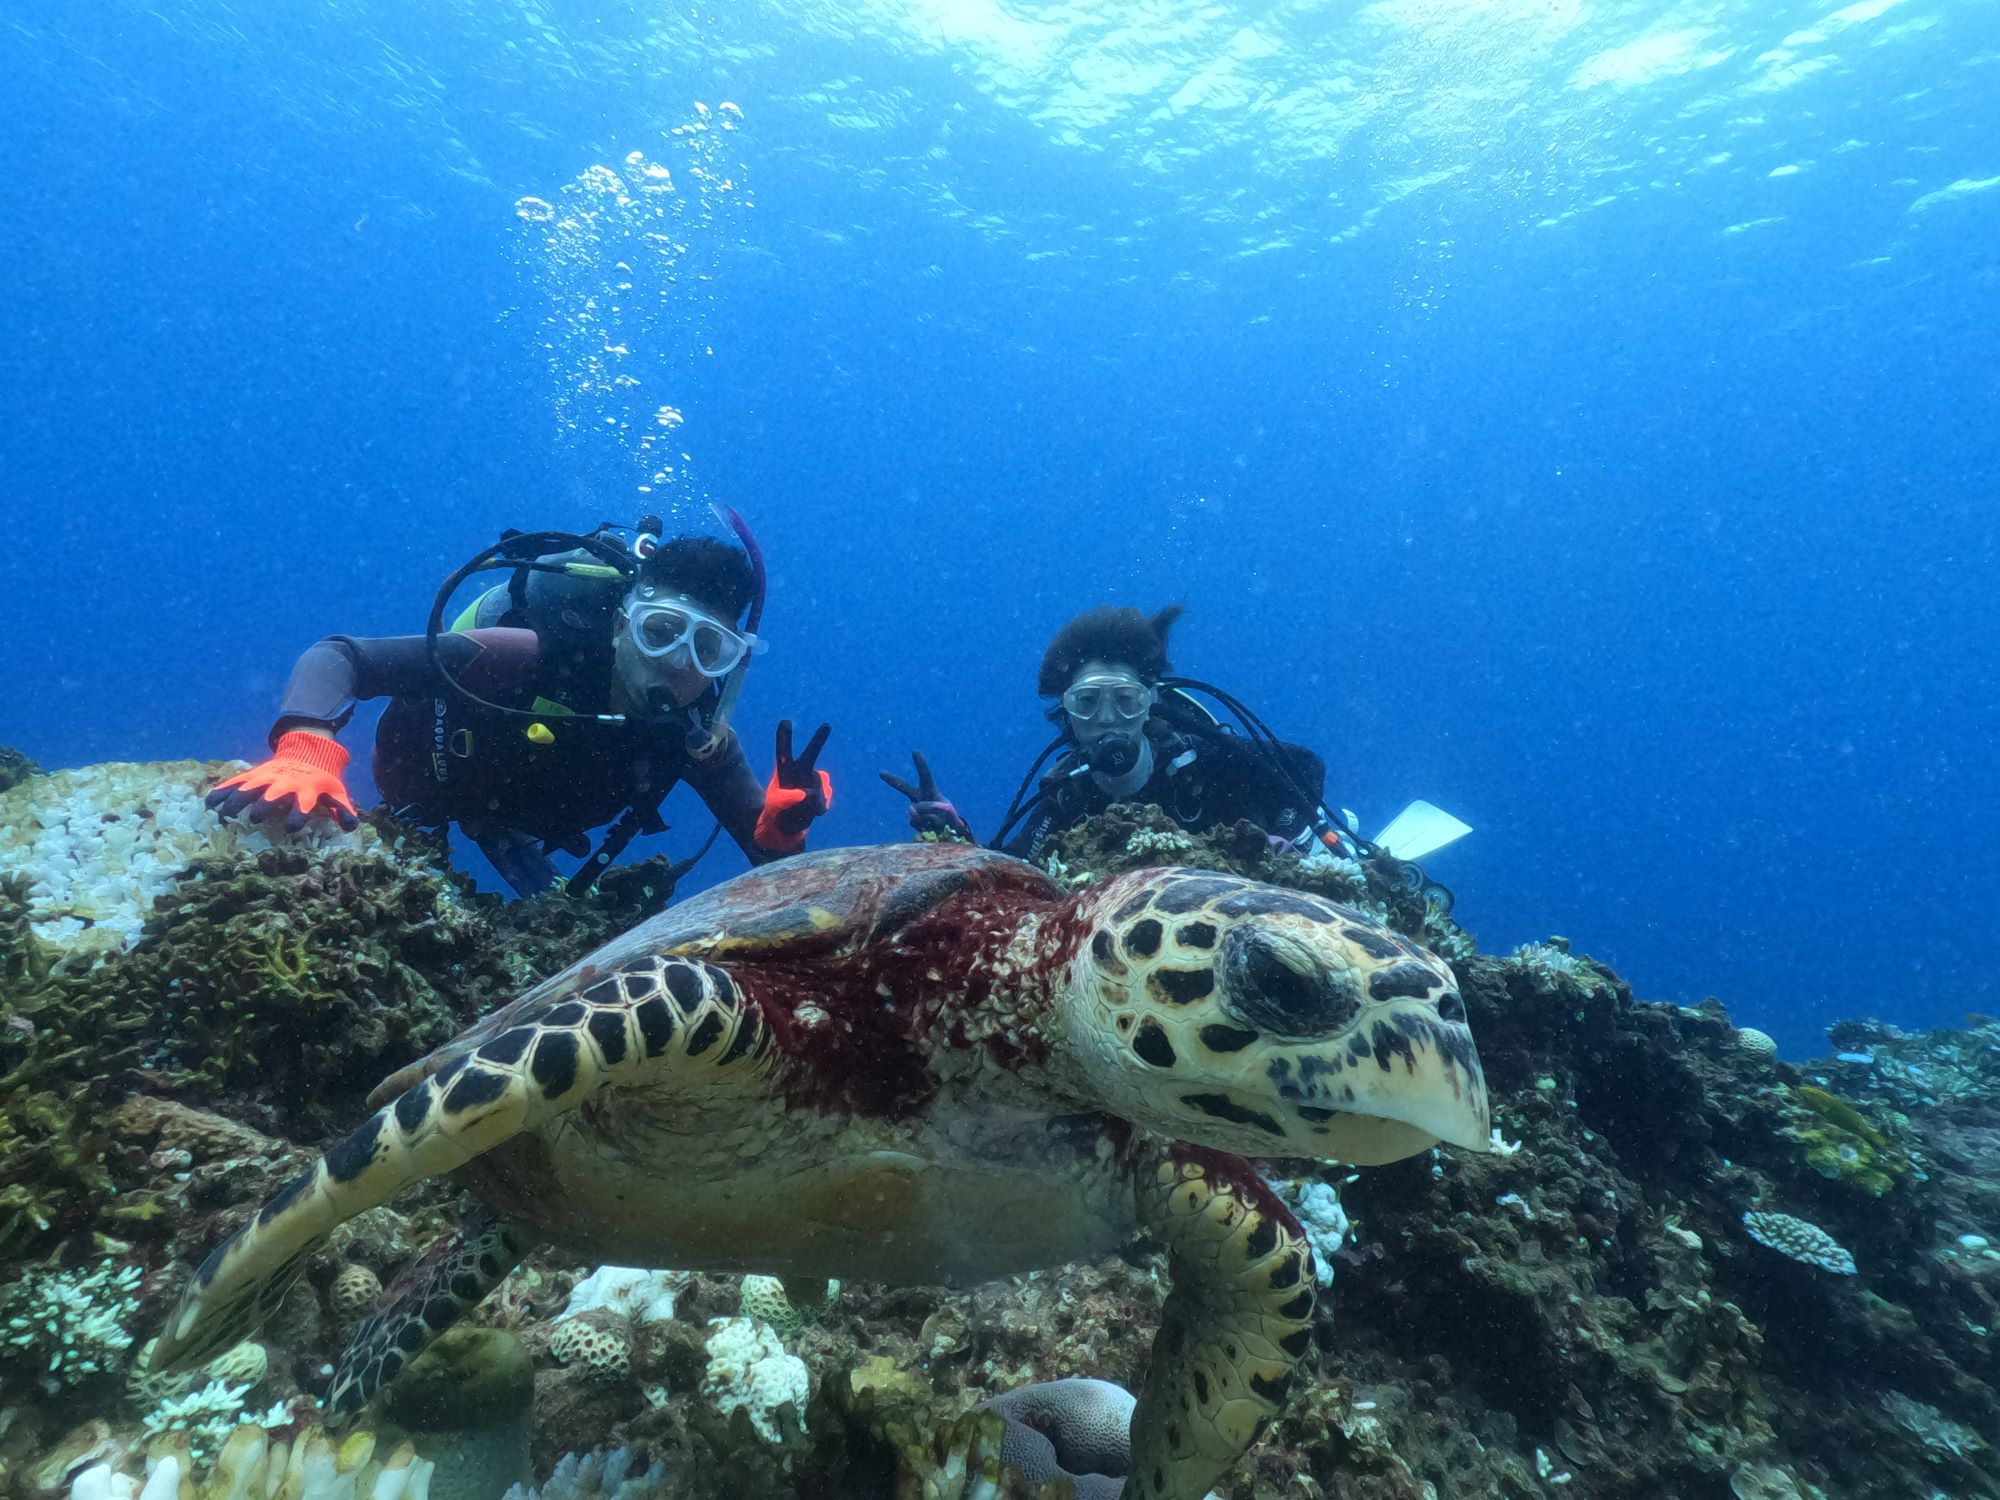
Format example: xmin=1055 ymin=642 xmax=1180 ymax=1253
xmin=1064 ymin=659 xmax=1154 ymax=747
xmin=612 ymin=608 xmax=710 ymax=713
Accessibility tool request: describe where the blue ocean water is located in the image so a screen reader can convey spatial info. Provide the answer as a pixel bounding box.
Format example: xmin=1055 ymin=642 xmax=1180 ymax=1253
xmin=3 ymin=0 xmax=1994 ymax=1059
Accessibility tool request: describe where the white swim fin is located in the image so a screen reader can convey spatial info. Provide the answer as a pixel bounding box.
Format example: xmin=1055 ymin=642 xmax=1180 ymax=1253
xmin=1374 ymin=801 xmax=1472 ymax=861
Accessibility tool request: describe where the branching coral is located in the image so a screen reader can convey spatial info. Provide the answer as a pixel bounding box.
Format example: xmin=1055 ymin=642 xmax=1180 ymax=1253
xmin=140 ymin=1378 xmax=291 ymax=1467
xmin=1 ymin=1261 xmax=141 ymax=1392
xmin=1505 ymin=937 xmax=1618 ymax=997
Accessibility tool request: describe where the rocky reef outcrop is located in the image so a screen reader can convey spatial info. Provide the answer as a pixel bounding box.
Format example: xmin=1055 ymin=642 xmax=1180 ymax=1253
xmin=2 ymin=760 xmax=1995 ymax=1500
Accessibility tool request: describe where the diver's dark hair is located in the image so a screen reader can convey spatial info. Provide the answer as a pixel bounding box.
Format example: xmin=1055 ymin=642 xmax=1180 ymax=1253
xmin=633 ymin=536 xmax=756 ymax=623
xmin=1036 ymin=604 xmax=1184 ymax=695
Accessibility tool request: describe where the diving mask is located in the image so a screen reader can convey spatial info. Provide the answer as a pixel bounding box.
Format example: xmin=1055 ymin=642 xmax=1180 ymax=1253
xmin=1062 ymin=674 xmax=1155 ymax=724
xmin=625 ymin=595 xmax=765 ymax=678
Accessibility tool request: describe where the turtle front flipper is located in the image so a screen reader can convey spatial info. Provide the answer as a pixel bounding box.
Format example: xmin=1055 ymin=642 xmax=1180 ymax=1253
xmin=1125 ymin=1145 xmax=1316 ymax=1500
xmin=153 ymin=954 xmax=770 ymax=1371
xmin=328 ymin=1213 xmax=530 ymax=1421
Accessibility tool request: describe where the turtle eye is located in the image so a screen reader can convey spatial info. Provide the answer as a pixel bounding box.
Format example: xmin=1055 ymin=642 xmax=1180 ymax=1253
xmin=1222 ymin=929 xmax=1358 ymax=1035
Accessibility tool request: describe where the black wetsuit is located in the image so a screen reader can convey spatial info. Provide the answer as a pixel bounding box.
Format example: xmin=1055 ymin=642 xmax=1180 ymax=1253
xmin=1001 ymin=715 xmax=1326 ymax=862
xmin=268 ymin=581 xmax=776 ymax=868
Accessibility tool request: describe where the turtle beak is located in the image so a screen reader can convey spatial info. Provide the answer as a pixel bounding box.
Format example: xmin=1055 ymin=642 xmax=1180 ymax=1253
xmin=1280 ymin=1000 xmax=1491 ymax=1165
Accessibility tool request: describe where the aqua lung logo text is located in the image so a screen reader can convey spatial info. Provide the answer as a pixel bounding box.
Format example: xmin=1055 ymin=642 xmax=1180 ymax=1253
xmin=430 ymin=698 xmax=449 ymax=785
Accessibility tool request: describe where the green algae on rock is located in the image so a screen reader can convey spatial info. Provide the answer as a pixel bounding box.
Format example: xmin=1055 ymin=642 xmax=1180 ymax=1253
xmin=1788 ymin=1084 xmax=1911 ymax=1197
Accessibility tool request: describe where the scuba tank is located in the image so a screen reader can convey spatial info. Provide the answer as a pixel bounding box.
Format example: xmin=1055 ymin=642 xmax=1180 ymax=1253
xmin=423 ymin=511 xmax=768 ymax=894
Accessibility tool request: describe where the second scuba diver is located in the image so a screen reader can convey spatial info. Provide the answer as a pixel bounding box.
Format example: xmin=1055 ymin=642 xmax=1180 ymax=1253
xmin=208 ymin=514 xmax=834 ymax=897
xmin=881 ymin=604 xmax=1337 ymax=862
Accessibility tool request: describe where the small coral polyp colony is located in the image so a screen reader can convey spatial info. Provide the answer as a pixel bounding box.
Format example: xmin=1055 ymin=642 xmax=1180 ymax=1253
xmin=3 ymin=755 xmax=1999 ymax=1500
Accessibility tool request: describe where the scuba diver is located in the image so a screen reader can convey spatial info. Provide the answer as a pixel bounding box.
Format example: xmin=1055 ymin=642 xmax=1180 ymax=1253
xmin=207 ymin=513 xmax=834 ymax=897
xmin=880 ymin=604 xmax=1334 ymax=861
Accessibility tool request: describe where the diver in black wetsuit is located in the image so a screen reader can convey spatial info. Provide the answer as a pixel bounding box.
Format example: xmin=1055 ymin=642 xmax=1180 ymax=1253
xmin=207 ymin=521 xmax=833 ymax=897
xmin=881 ymin=604 xmax=1334 ymax=863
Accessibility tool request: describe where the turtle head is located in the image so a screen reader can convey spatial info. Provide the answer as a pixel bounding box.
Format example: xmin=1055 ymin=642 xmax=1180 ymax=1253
xmin=1056 ymin=869 xmax=1489 ymax=1164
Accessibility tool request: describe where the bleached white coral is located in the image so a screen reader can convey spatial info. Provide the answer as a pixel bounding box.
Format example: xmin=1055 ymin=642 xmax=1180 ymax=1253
xmin=3 ymin=1261 xmax=141 ymax=1389
xmin=128 ymin=1337 xmax=268 ymax=1411
xmin=701 ymin=1316 xmax=809 ymax=1444
xmin=1505 ymin=938 xmax=1615 ymax=994
xmin=1278 ymin=1180 xmax=1349 ymax=1289
xmin=141 ymin=1379 xmax=290 ymax=1466
xmin=1733 ymin=1027 xmax=1780 ymax=1064
xmin=1741 ymin=1210 xmax=1857 ymax=1275
xmin=1507 ymin=939 xmax=1585 ymax=976
xmin=501 ymin=1448 xmax=669 ymax=1500
xmin=1298 ymin=841 xmax=1368 ymax=893
xmin=557 ymin=1266 xmax=688 ymax=1326
xmin=0 ymin=761 xmax=386 ymax=961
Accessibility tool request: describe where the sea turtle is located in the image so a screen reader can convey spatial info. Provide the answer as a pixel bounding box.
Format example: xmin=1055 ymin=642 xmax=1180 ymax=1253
xmin=154 ymin=843 xmax=1488 ymax=1499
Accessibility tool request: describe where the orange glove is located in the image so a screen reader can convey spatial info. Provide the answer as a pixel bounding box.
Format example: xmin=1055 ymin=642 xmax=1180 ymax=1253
xmin=754 ymin=720 xmax=832 ymax=852
xmin=206 ymin=730 xmax=360 ymax=831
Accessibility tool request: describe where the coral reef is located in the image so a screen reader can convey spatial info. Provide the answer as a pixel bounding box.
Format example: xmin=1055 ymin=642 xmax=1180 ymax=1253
xmin=502 ymin=1448 xmax=669 ymax=1500
xmin=66 ymin=1420 xmax=432 ymax=1500
xmin=2 ymin=1264 xmax=141 ymax=1393
xmin=1786 ymin=1084 xmax=1909 ymax=1197
xmin=0 ymin=760 xmax=693 ymax=1264
xmin=8 ymin=770 xmax=2000 ymax=1500
xmin=1742 ymin=1211 xmax=1858 ymax=1275
xmin=0 ymin=747 xmax=41 ymax=797
xmin=700 ymin=1318 xmax=809 ymax=1445
xmin=559 ymin=1269 xmax=689 ymax=1329
xmin=549 ymin=1317 xmax=633 ymax=1387
xmin=978 ymin=1378 xmax=1135 ymax=1499
xmin=737 ymin=1276 xmax=838 ymax=1336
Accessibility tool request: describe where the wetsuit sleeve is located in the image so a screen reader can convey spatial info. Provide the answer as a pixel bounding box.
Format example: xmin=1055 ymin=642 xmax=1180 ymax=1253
xmin=270 ymin=630 xmax=541 ymax=745
xmin=683 ymin=729 xmax=784 ymax=865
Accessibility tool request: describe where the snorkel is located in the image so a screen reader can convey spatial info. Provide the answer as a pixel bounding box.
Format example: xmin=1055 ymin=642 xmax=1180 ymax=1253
xmin=686 ymin=501 xmax=766 ymax=759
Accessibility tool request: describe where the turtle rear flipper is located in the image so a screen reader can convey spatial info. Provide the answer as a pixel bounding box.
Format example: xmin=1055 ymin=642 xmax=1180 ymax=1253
xmin=1127 ymin=1145 xmax=1316 ymax=1500
xmin=153 ymin=954 xmax=769 ymax=1371
xmin=329 ymin=1215 xmax=528 ymax=1420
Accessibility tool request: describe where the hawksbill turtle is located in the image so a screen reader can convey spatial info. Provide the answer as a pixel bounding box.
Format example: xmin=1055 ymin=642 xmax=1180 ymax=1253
xmin=153 ymin=843 xmax=1489 ymax=1500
